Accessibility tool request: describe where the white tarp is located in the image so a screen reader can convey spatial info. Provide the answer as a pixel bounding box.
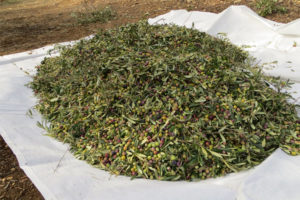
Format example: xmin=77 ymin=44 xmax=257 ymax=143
xmin=0 ymin=5 xmax=300 ymax=200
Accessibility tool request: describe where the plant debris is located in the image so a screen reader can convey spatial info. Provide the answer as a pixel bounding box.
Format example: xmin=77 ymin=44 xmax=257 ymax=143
xmin=72 ymin=6 xmax=116 ymax=25
xmin=255 ymin=0 xmax=287 ymax=17
xmin=30 ymin=21 xmax=300 ymax=181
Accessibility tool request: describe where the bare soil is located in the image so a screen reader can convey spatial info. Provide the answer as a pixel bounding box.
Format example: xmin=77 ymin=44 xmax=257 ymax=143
xmin=0 ymin=136 xmax=44 ymax=200
xmin=1 ymin=0 xmax=300 ymax=56
xmin=0 ymin=0 xmax=300 ymax=199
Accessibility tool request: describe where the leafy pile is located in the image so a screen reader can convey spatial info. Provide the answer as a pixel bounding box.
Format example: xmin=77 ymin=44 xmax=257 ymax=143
xmin=30 ymin=21 xmax=300 ymax=181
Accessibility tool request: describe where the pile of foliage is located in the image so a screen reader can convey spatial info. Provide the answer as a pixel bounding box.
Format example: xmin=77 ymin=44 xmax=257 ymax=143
xmin=30 ymin=21 xmax=300 ymax=181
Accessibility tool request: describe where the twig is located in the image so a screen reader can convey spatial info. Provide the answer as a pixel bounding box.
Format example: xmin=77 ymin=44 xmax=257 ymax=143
xmin=53 ymin=148 xmax=69 ymax=173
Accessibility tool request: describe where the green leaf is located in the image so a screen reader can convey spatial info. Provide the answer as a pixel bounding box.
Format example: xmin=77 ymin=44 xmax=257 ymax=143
xmin=218 ymin=126 xmax=227 ymax=133
xmin=262 ymin=138 xmax=266 ymax=148
xmin=201 ymin=147 xmax=208 ymax=159
xmin=208 ymin=150 xmax=223 ymax=158
xmin=195 ymin=97 xmax=206 ymax=103
xmin=50 ymin=97 xmax=59 ymax=102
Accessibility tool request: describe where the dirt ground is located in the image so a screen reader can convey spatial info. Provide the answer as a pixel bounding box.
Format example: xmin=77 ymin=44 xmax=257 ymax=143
xmin=0 ymin=0 xmax=300 ymax=199
xmin=1 ymin=0 xmax=300 ymax=56
xmin=0 ymin=136 xmax=44 ymax=200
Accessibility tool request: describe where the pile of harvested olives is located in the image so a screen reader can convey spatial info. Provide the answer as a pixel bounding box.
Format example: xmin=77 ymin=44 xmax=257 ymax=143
xmin=30 ymin=21 xmax=300 ymax=181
